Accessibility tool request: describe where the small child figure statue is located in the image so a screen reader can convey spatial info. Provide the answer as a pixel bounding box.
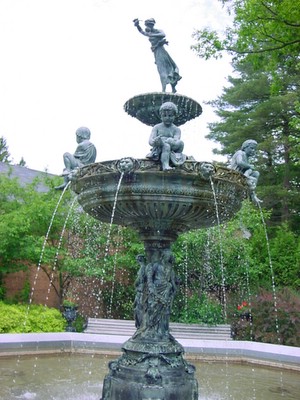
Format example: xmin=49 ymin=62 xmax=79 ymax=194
xmin=146 ymin=102 xmax=186 ymax=171
xmin=230 ymin=139 xmax=262 ymax=204
xmin=55 ymin=127 xmax=97 ymax=190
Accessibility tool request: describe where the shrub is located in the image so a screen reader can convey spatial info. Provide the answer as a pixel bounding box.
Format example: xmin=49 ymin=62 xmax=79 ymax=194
xmin=172 ymin=293 xmax=224 ymax=325
xmin=0 ymin=302 xmax=66 ymax=333
xmin=230 ymin=288 xmax=300 ymax=346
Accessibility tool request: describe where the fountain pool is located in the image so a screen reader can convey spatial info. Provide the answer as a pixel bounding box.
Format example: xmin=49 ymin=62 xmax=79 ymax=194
xmin=1 ymin=333 xmax=300 ymax=399
xmin=1 ymin=352 xmax=299 ymax=400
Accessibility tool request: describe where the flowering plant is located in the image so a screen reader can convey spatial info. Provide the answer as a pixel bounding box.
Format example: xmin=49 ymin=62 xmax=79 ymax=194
xmin=237 ymin=301 xmax=252 ymax=321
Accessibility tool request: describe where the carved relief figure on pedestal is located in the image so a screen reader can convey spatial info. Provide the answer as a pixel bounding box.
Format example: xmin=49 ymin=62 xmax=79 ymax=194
xmin=133 ymin=248 xmax=177 ymax=341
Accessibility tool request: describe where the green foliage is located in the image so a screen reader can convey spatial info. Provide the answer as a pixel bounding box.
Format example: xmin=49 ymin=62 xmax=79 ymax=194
xmin=0 ymin=284 xmax=5 ymax=300
xmin=63 ymin=209 xmax=143 ymax=281
xmin=72 ymin=313 xmax=86 ymax=333
xmin=172 ymin=293 xmax=224 ymax=325
xmin=9 ymin=280 xmax=31 ymax=303
xmin=206 ymin=60 xmax=299 ymax=231
xmin=102 ymin=282 xmax=135 ymax=320
xmin=191 ymin=0 xmax=300 ymax=232
xmin=172 ymin=200 xmax=299 ymax=338
xmin=0 ymin=173 xmax=71 ymax=273
xmin=0 ymin=301 xmax=66 ymax=333
xmin=0 ymin=136 xmax=11 ymax=163
xmin=173 ymin=201 xmax=268 ymax=297
xmin=269 ymin=224 xmax=300 ymax=288
xmin=63 ymin=299 xmax=78 ymax=307
xmin=192 ymin=0 xmax=300 ymax=75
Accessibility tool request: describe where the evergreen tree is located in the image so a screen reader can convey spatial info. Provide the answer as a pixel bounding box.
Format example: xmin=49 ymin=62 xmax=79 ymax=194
xmin=0 ymin=137 xmax=11 ymax=163
xmin=191 ymin=1 xmax=300 ymax=232
xmin=18 ymin=157 xmax=27 ymax=167
xmin=206 ymin=61 xmax=299 ymax=231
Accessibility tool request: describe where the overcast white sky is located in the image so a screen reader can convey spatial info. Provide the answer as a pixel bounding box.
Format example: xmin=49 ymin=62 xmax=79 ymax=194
xmin=0 ymin=0 xmax=232 ymax=175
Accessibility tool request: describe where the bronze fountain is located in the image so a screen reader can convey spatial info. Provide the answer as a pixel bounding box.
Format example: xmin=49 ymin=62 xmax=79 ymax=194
xmin=70 ymin=18 xmax=249 ymax=400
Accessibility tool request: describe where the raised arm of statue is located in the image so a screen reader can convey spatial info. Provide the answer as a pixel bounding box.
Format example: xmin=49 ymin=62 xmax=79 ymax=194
xmin=133 ymin=18 xmax=181 ymax=93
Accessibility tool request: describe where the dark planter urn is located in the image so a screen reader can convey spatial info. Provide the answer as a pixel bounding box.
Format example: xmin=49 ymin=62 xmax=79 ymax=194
xmin=63 ymin=306 xmax=78 ymax=332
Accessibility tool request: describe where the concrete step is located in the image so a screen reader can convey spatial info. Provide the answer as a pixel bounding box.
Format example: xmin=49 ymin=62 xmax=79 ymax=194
xmin=84 ymin=318 xmax=232 ymax=340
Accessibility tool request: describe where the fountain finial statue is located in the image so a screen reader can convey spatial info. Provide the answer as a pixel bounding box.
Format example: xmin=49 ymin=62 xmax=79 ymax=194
xmin=230 ymin=139 xmax=262 ymax=204
xmin=146 ymin=101 xmax=186 ymax=170
xmin=55 ymin=127 xmax=97 ymax=190
xmin=133 ymin=18 xmax=181 ymax=93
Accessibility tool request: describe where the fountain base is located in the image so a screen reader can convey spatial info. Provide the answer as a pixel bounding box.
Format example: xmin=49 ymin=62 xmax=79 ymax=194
xmin=101 ymin=336 xmax=198 ymax=400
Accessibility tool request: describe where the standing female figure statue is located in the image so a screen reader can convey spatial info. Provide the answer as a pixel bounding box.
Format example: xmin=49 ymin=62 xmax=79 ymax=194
xmin=133 ymin=18 xmax=181 ymax=93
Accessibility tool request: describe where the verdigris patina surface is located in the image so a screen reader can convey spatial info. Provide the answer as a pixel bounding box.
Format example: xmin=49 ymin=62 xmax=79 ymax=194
xmin=146 ymin=101 xmax=186 ymax=170
xmin=55 ymin=126 xmax=97 ymax=190
xmin=124 ymin=92 xmax=202 ymax=126
xmin=230 ymin=139 xmax=261 ymax=204
xmin=70 ymin=18 xmax=249 ymax=400
xmin=71 ymin=118 xmax=247 ymax=400
xmin=133 ymin=18 xmax=181 ymax=93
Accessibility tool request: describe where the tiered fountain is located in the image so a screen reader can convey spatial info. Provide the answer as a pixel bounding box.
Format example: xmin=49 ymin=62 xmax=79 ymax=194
xmin=71 ymin=18 xmax=248 ymax=400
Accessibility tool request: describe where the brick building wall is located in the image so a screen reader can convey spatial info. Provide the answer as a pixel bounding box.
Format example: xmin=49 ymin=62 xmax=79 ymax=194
xmin=3 ymin=265 xmax=61 ymax=308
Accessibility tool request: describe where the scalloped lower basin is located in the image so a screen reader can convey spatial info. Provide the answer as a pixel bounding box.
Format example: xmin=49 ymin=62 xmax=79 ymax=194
xmin=71 ymin=160 xmax=248 ymax=239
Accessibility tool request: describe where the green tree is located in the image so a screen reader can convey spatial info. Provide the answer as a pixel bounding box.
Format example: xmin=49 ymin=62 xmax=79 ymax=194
xmin=172 ymin=202 xmax=264 ymax=315
xmin=172 ymin=201 xmax=300 ymax=324
xmin=0 ymin=136 xmax=11 ymax=163
xmin=0 ymin=172 xmax=69 ymax=273
xmin=18 ymin=157 xmax=27 ymax=167
xmin=205 ymin=59 xmax=300 ymax=231
xmin=191 ymin=0 xmax=300 ymax=73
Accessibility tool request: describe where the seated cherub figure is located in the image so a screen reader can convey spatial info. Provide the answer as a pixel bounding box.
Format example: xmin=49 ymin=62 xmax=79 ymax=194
xmin=146 ymin=102 xmax=186 ymax=170
xmin=55 ymin=127 xmax=97 ymax=190
xmin=230 ymin=139 xmax=261 ymax=204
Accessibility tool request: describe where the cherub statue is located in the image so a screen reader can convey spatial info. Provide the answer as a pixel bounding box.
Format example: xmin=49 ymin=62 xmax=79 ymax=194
xmin=146 ymin=102 xmax=186 ymax=171
xmin=133 ymin=18 xmax=181 ymax=93
xmin=55 ymin=127 xmax=97 ymax=190
xmin=230 ymin=139 xmax=262 ymax=204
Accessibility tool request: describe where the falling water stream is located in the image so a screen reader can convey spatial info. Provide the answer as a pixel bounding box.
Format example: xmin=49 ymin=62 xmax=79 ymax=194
xmin=257 ymin=203 xmax=281 ymax=343
xmin=100 ymin=172 xmax=124 ymax=287
xmin=257 ymin=202 xmax=285 ymax=395
xmin=209 ymin=178 xmax=227 ymax=321
xmin=107 ymin=224 xmax=122 ymax=317
xmin=45 ymin=195 xmax=78 ymax=305
xmin=28 ymin=183 xmax=70 ymax=316
xmin=209 ymin=178 xmax=232 ymax=397
xmin=92 ymin=172 xmax=124 ymax=318
xmin=182 ymin=238 xmax=189 ymax=320
xmin=12 ymin=183 xmax=71 ymax=384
